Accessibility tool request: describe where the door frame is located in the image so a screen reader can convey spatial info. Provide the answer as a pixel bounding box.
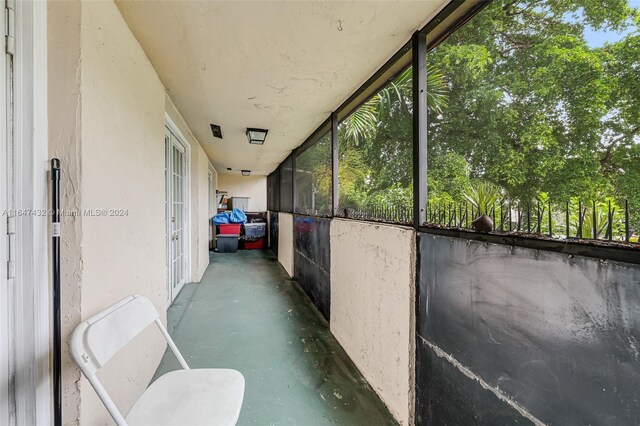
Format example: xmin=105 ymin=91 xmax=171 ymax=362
xmin=1 ymin=2 xmax=10 ymax=422
xmin=164 ymin=115 xmax=192 ymax=305
xmin=1 ymin=0 xmax=50 ymax=424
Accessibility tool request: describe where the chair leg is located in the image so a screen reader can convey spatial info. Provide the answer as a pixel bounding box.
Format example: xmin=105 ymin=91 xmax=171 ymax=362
xmin=155 ymin=319 xmax=190 ymax=370
xmin=87 ymin=374 xmax=128 ymax=426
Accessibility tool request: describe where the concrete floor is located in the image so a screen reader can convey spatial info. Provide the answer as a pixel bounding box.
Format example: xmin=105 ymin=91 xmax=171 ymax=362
xmin=152 ymin=250 xmax=397 ymax=425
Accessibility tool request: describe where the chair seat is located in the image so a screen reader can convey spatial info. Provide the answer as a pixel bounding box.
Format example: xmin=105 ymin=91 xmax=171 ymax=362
xmin=126 ymin=369 xmax=245 ymax=426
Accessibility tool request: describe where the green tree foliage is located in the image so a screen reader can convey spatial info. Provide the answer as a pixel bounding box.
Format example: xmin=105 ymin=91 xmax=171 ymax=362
xmin=297 ymin=0 xmax=638 ymax=234
xmin=330 ymin=0 xmax=639 ymax=233
xmin=463 ymin=181 xmax=503 ymax=216
xmin=427 ymin=152 xmax=472 ymax=203
xmin=568 ymin=198 xmax=625 ymax=238
xmin=337 ymin=66 xmax=449 ymax=212
xmin=295 ymin=133 xmax=332 ymax=215
xmin=427 ymin=0 xmax=639 ymax=207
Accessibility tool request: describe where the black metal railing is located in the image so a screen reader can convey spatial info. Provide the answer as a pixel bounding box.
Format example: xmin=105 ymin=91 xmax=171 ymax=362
xmin=294 ymin=207 xmax=333 ymax=218
xmin=294 ymin=196 xmax=638 ymax=247
xmin=338 ymin=204 xmax=413 ymax=225
xmin=425 ymin=198 xmax=638 ymax=244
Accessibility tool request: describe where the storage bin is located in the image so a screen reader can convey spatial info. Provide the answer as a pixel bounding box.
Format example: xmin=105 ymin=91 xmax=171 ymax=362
xmin=217 ymin=234 xmax=239 ymax=253
xmin=228 ymin=197 xmax=249 ymax=211
xmin=243 ymin=223 xmax=266 ymax=238
xmin=219 ymin=223 xmax=241 ymax=234
xmin=243 ymin=238 xmax=264 ymax=250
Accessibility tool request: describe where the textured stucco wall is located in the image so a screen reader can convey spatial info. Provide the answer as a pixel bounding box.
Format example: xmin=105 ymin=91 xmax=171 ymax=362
xmin=48 ymin=0 xmax=175 ymax=423
xmin=165 ymin=96 xmax=213 ymax=282
xmin=330 ymin=219 xmax=416 ymax=426
xmin=79 ymin=1 xmax=167 ymax=424
xmin=47 ymin=1 xmax=83 ymax=423
xmin=217 ymin=173 xmax=267 ymax=212
xmin=277 ymin=213 xmax=294 ymax=277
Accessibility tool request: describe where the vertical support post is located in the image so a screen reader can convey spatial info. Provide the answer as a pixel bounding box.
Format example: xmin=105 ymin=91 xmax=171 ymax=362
xmin=509 ymin=202 xmax=513 ymax=232
xmin=278 ymin=166 xmax=282 ymax=212
xmin=578 ymin=200 xmax=583 ymax=239
xmin=492 ymin=201 xmax=496 ymax=230
xmin=625 ymin=199 xmax=630 ymax=242
xmin=51 ymin=158 xmax=62 ymax=426
xmin=412 ymin=31 xmax=428 ymax=228
xmin=331 ymin=112 xmax=339 ymax=217
xmin=607 ymin=199 xmax=612 ymax=241
xmin=592 ymin=200 xmax=597 ymax=239
xmin=548 ymin=199 xmax=553 ymax=237
xmin=566 ymin=200 xmax=570 ymax=238
xmin=291 ymin=151 xmax=297 ymax=214
xmin=267 ymin=173 xmax=273 ymax=212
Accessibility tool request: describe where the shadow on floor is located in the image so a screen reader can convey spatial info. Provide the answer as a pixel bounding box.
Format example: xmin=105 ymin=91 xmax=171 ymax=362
xmin=152 ymin=250 xmax=397 ymax=425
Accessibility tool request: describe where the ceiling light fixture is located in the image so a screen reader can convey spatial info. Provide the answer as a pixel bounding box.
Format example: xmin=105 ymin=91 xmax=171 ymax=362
xmin=246 ymin=128 xmax=268 ymax=145
xmin=241 ymin=170 xmax=251 ymax=176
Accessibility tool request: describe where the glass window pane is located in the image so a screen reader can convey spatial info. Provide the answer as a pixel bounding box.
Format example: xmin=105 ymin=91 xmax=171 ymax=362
xmin=425 ymin=0 xmax=639 ymax=242
xmin=338 ymin=67 xmax=413 ymax=224
xmin=272 ymin=171 xmax=279 ymax=211
xmin=295 ymin=131 xmax=332 ymax=216
xmin=280 ymin=156 xmax=294 ymax=212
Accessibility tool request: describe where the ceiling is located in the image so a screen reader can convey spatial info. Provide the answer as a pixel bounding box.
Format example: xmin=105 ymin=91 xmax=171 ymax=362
xmin=116 ymin=0 xmax=448 ymax=175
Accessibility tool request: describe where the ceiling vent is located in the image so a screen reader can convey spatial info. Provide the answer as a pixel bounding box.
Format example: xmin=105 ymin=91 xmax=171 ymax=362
xmin=210 ymin=124 xmax=223 ymax=139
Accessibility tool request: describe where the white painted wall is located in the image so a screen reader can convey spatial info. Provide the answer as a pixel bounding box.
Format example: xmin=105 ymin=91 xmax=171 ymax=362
xmin=47 ymin=1 xmax=83 ymax=423
xmin=217 ymin=173 xmax=267 ymax=212
xmin=166 ymin=96 xmax=213 ymax=282
xmin=79 ymin=1 xmax=167 ymax=424
xmin=209 ymin=166 xmax=218 ymax=248
xmin=195 ymin=147 xmax=213 ymax=280
xmin=48 ymin=1 xmax=213 ymax=423
xmin=330 ymin=219 xmax=416 ymax=426
xmin=277 ymin=213 xmax=294 ymax=277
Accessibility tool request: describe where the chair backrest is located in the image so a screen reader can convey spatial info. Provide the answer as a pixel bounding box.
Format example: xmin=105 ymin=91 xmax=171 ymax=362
xmin=71 ymin=295 xmax=190 ymax=425
xmin=71 ymin=295 xmax=159 ymax=376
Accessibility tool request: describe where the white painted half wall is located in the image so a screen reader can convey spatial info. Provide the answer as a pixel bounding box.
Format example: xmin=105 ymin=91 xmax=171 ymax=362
xmin=330 ymin=219 xmax=416 ymax=426
xmin=217 ymin=173 xmax=267 ymax=212
xmin=277 ymin=213 xmax=294 ymax=277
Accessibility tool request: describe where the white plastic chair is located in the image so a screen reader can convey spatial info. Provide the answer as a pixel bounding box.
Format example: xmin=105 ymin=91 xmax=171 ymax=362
xmin=71 ymin=295 xmax=245 ymax=426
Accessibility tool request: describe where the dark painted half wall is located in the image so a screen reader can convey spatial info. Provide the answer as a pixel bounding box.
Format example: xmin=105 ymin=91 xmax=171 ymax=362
xmin=293 ymin=215 xmax=331 ymax=321
xmin=416 ymin=232 xmax=640 ymax=425
xmin=269 ymin=211 xmax=279 ymax=256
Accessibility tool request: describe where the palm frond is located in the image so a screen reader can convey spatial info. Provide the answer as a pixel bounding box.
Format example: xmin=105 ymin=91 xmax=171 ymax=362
xmin=342 ymin=65 xmax=449 ymax=143
xmin=342 ymin=96 xmax=379 ymax=144
xmin=463 ymin=181 xmax=502 ymax=216
xmin=426 ymin=65 xmax=448 ymax=114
